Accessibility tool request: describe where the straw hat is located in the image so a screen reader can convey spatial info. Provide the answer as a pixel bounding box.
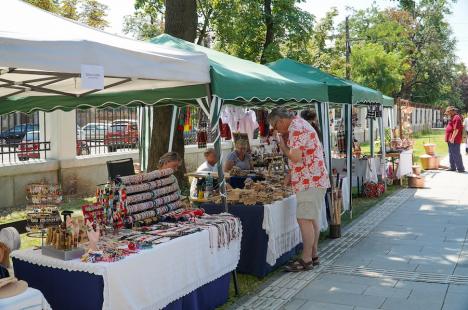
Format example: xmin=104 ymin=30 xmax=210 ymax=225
xmin=444 ymin=106 xmax=456 ymax=114
xmin=0 ymin=277 xmax=27 ymax=299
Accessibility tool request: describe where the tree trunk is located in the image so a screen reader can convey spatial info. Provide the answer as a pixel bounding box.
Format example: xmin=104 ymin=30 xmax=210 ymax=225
xmin=147 ymin=0 xmax=197 ymax=190
xmin=260 ymin=0 xmax=274 ymax=64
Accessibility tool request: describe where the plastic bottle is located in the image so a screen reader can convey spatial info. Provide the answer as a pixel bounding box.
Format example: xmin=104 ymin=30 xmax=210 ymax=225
xmin=205 ymin=173 xmax=213 ymax=197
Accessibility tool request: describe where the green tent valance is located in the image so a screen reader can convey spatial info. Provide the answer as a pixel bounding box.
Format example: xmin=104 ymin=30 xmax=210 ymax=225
xmin=0 ymin=84 xmax=207 ymax=115
xmin=150 ymin=35 xmax=329 ymax=105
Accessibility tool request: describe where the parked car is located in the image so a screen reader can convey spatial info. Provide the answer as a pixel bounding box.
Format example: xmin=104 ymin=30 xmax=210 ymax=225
xmin=76 ymin=125 xmax=90 ymax=156
xmin=104 ymin=123 xmax=139 ymax=152
xmin=17 ymin=131 xmax=40 ymax=161
xmin=111 ymin=119 xmax=138 ymax=127
xmin=0 ymin=124 xmax=39 ymax=145
xmin=81 ymin=123 xmax=109 ymax=141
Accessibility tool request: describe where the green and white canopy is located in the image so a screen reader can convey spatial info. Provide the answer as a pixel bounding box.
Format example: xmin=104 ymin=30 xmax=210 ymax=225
xmin=150 ymin=35 xmax=329 ymax=106
xmin=0 ymin=0 xmax=211 ymax=115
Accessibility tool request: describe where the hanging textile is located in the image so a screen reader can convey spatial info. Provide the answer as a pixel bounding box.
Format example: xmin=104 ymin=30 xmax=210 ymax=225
xmin=256 ymin=110 xmax=270 ymax=138
xmin=219 ymin=119 xmax=231 ymax=140
xmin=197 ymin=109 xmax=208 ymax=149
xmin=220 ymin=106 xmax=259 ymax=143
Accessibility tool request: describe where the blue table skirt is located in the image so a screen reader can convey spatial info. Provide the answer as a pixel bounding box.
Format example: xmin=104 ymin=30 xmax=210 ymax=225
xmin=12 ymin=258 xmax=231 ymax=310
xmin=228 ymin=175 xmax=264 ymax=189
xmin=201 ymin=203 xmax=302 ymax=278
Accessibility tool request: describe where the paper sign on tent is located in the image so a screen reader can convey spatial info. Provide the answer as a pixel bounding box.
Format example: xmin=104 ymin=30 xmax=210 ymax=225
xmin=80 ymin=65 xmax=104 ymax=90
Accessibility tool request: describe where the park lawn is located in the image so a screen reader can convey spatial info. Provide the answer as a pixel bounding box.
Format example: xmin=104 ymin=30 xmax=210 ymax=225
xmin=1 ymin=197 xmax=95 ymax=249
xmin=361 ymin=128 xmax=448 ymax=159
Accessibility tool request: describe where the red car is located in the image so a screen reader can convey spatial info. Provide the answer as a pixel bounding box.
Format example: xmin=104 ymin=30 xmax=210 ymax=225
xmin=104 ymin=122 xmax=139 ymax=152
xmin=18 ymin=131 xmax=40 ymax=161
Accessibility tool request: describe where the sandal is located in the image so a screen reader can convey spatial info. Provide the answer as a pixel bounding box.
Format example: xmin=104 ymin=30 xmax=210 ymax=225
xmin=312 ymin=257 xmax=320 ymax=266
xmin=284 ymin=259 xmax=313 ymax=272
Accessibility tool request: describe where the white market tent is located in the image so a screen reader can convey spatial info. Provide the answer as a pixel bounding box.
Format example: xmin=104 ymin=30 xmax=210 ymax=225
xmin=0 ymin=0 xmax=211 ymax=114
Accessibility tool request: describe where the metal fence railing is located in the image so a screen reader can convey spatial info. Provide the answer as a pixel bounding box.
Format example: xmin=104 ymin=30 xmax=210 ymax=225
xmin=0 ymin=112 xmax=50 ymax=163
xmin=76 ymin=107 xmax=139 ymax=155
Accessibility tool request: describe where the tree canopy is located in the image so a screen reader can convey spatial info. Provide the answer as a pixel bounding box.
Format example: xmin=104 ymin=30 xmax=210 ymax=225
xmin=26 ymin=0 xmax=109 ymax=29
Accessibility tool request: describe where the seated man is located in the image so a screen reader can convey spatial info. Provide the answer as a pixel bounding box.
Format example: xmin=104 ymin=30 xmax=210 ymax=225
xmin=190 ymin=148 xmax=218 ymax=197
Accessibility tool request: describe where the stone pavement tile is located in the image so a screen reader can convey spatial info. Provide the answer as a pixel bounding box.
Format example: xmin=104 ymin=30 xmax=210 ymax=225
xmin=367 ymin=259 xmax=419 ymax=271
xmin=283 ymin=298 xmax=307 ymax=310
xmin=316 ymin=274 xmax=398 ymax=288
xmin=293 ymin=291 xmax=385 ymax=309
xmin=294 ymin=279 xmax=369 ymax=297
xmin=353 ymin=308 xmax=380 ymax=310
xmin=297 ymin=301 xmax=354 ymax=310
xmin=363 ymin=285 xmax=412 ymax=299
xmin=453 ymin=266 xmax=468 ymax=276
xmin=447 ymin=284 xmax=468 ymax=295
xmin=395 ymin=280 xmax=448 ymax=294
xmin=381 ymin=297 xmax=443 ymax=310
xmin=333 ymin=255 xmax=373 ymax=267
xmin=442 ymin=292 xmax=468 ymax=308
xmin=415 ymin=262 xmax=456 ymax=274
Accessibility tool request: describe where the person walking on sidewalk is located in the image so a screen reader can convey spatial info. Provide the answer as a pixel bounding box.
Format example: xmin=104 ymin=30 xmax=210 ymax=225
xmin=445 ymin=106 xmax=465 ymax=172
xmin=269 ymin=108 xmax=330 ymax=272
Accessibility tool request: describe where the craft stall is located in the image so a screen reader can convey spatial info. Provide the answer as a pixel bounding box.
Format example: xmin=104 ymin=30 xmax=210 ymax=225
xmin=12 ymin=168 xmax=242 ymax=310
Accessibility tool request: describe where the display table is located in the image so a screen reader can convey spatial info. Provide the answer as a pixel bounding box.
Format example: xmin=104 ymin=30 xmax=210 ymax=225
xmin=12 ymin=230 xmax=241 ymax=310
xmin=0 ymin=287 xmax=51 ymax=310
xmin=202 ymin=196 xmax=302 ymax=277
xmin=227 ymin=175 xmax=264 ymax=189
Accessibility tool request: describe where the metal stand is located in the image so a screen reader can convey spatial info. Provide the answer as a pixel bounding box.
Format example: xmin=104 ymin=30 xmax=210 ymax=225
xmin=232 ymin=270 xmax=240 ymax=296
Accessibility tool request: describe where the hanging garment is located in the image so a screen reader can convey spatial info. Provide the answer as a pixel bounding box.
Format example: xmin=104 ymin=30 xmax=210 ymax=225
xmin=237 ymin=110 xmax=259 ymax=143
xmin=256 ymin=110 xmax=270 ymax=138
xmin=219 ymin=119 xmax=232 ymax=140
xmin=221 ymin=106 xmax=259 ymax=143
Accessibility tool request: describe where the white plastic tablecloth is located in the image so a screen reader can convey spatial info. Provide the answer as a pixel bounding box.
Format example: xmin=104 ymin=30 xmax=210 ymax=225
xmin=396 ymin=150 xmax=413 ymax=178
xmin=12 ymin=230 xmax=241 ymax=310
xmin=0 ymin=287 xmax=51 ymax=310
xmin=262 ymin=195 xmax=328 ymax=266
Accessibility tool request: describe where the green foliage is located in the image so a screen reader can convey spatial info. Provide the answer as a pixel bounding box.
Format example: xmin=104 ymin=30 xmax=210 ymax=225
xmin=123 ymin=0 xmax=164 ymax=40
xmin=351 ymin=42 xmax=408 ymax=96
xmin=211 ymin=0 xmax=315 ymax=63
xmin=27 ymin=0 xmax=109 ymax=29
xmin=79 ymin=0 xmax=109 ymax=29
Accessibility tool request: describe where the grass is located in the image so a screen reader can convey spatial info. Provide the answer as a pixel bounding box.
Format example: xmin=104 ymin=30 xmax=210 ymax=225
xmin=0 ymin=197 xmax=95 ymax=249
xmin=360 ymin=128 xmax=447 ymax=159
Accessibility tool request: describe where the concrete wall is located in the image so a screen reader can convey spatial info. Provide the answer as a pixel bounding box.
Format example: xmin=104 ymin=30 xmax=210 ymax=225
xmin=0 ymin=143 xmax=233 ymax=209
xmin=0 ymin=160 xmax=59 ymax=208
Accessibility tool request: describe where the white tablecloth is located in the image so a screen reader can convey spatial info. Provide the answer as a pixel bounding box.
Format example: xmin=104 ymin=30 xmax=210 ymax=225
xmin=0 ymin=287 xmax=51 ymax=310
xmin=262 ymin=195 xmax=328 ymax=266
xmin=396 ymin=150 xmax=413 ymax=178
xmin=12 ymin=230 xmax=241 ymax=310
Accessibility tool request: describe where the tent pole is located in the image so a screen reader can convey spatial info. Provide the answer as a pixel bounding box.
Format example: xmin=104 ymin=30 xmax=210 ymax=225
xmin=345 ymin=104 xmax=353 ymax=218
xmin=369 ymin=116 xmax=374 ymax=157
xmin=378 ymin=111 xmax=387 ymax=190
xmin=168 ymin=105 xmax=177 ymax=152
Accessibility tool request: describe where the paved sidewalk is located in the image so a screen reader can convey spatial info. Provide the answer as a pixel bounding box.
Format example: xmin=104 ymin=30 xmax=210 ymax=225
xmin=236 ymin=152 xmax=468 ymax=310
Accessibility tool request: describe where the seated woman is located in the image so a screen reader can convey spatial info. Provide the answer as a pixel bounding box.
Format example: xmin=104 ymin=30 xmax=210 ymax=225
xmin=224 ymin=139 xmax=253 ymax=172
xmin=158 ymin=152 xmax=182 ymax=194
